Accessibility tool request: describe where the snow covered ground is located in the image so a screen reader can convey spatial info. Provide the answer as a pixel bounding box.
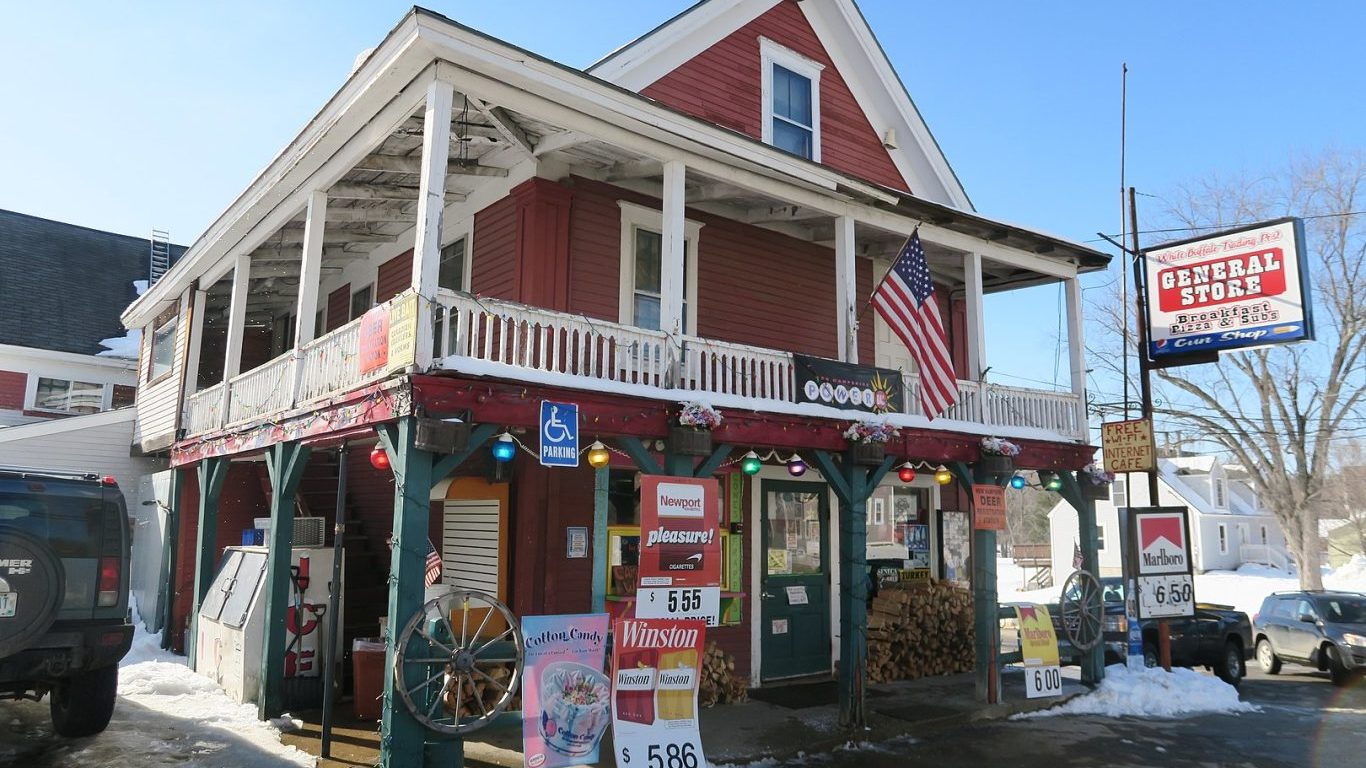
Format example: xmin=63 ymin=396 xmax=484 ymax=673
xmin=1019 ymin=665 xmax=1259 ymax=719
xmin=1000 ymin=553 xmax=1366 ymax=617
xmin=0 ymin=602 xmax=314 ymax=768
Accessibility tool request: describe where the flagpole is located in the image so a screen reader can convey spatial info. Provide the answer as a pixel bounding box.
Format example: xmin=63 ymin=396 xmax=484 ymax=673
xmin=854 ymin=228 xmax=916 ymax=325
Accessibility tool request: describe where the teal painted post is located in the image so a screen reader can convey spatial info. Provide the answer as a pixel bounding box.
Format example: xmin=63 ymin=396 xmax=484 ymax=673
xmin=591 ymin=467 xmax=609 ymax=613
xmin=1059 ymin=471 xmax=1105 ymax=685
xmin=159 ymin=468 xmax=185 ymax=650
xmin=259 ymin=442 xmax=311 ymax=720
xmin=189 ymin=457 xmax=229 ymax=667
xmin=972 ymin=527 xmax=999 ymax=702
xmin=377 ymin=418 xmax=448 ymax=768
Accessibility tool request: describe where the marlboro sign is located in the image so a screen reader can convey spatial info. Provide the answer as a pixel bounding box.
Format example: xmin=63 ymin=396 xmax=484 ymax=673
xmin=1126 ymin=507 xmax=1196 ymax=619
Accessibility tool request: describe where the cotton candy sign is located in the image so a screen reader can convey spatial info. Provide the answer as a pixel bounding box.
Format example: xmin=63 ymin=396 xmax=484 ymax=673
xmin=521 ymin=613 xmax=611 ymax=768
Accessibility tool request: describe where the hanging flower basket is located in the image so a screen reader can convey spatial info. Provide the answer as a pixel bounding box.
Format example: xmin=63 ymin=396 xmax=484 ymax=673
xmin=978 ymin=454 xmax=1015 ymax=477
xmin=848 ymin=441 xmax=886 ymax=466
xmin=1082 ymin=480 xmax=1111 ymax=501
xmin=669 ymin=426 xmax=714 ymax=456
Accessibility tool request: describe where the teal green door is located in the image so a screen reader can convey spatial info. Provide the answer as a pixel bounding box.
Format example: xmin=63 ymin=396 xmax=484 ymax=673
xmin=760 ymin=481 xmax=830 ymax=681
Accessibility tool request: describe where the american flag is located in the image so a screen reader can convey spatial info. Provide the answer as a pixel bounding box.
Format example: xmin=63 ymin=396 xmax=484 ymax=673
xmin=1073 ymin=541 xmax=1085 ymax=570
xmin=871 ymin=231 xmax=958 ymax=419
xmin=424 ymin=539 xmax=443 ymax=588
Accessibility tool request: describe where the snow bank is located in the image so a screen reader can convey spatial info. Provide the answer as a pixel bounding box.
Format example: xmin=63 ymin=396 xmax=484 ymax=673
xmin=1020 ymin=666 xmax=1258 ymax=719
xmin=1328 ymin=553 xmax=1366 ymax=586
xmin=106 ymin=599 xmax=315 ymax=767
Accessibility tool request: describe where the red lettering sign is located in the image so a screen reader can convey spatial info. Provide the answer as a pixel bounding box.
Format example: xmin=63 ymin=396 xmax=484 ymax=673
xmin=637 ymin=476 xmax=721 ymax=589
xmin=1157 ymin=249 xmax=1286 ymax=312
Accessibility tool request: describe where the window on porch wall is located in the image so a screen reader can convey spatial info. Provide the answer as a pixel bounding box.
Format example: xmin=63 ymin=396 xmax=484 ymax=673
xmin=631 ymin=230 xmax=690 ymax=333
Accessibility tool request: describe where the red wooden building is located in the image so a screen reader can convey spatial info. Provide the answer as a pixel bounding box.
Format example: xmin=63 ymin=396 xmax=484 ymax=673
xmin=121 ymin=2 xmax=1108 ymax=764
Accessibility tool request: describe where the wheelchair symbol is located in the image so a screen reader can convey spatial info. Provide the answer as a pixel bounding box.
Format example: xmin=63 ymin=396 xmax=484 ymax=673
xmin=542 ymin=405 xmax=573 ymax=443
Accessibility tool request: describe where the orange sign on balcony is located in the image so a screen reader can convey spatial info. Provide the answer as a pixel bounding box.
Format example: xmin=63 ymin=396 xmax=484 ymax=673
xmin=358 ymin=293 xmax=419 ymax=376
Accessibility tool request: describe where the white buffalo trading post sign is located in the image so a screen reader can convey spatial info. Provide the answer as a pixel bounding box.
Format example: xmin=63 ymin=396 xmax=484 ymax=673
xmin=1126 ymin=507 xmax=1196 ymax=619
xmin=1143 ymin=217 xmax=1313 ymax=366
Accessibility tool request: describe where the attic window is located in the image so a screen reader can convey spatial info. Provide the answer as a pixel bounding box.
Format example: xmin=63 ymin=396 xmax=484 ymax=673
xmin=760 ymin=37 xmax=822 ymax=161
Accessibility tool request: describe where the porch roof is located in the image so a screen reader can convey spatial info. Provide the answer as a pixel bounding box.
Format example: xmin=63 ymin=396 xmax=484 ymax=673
xmin=123 ymin=6 xmax=1108 ymax=328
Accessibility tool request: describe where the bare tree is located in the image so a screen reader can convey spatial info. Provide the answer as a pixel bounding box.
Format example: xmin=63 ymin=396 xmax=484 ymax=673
xmin=1093 ymin=150 xmax=1366 ymax=589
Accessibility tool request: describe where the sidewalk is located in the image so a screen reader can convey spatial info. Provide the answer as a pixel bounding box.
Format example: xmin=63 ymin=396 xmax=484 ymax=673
xmin=281 ymin=669 xmax=1086 ymax=767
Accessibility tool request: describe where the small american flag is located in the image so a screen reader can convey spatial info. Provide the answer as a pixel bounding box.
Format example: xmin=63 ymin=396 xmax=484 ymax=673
xmin=871 ymin=231 xmax=958 ymax=419
xmin=425 ymin=539 xmax=443 ymax=588
xmin=1073 ymin=541 xmax=1084 ymax=570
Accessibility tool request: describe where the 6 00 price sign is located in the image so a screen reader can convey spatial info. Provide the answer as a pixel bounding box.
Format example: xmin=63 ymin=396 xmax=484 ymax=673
xmin=1138 ymin=574 xmax=1195 ymax=618
xmin=621 ymin=741 xmax=701 ymax=768
xmin=1025 ymin=665 xmax=1062 ymax=699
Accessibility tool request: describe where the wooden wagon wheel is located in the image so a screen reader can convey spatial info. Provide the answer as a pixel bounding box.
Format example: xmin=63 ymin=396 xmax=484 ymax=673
xmin=392 ymin=589 xmax=523 ymax=734
xmin=1059 ymin=570 xmax=1104 ymax=652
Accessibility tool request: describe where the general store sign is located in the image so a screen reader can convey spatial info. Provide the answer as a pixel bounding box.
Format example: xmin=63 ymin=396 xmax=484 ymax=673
xmin=1127 ymin=507 xmax=1196 ymax=619
xmin=971 ymin=484 xmax=1005 ymax=530
xmin=1101 ymin=418 xmax=1156 ymax=473
xmin=1143 ymin=217 xmax=1313 ymax=365
xmin=635 ymin=476 xmax=721 ymax=625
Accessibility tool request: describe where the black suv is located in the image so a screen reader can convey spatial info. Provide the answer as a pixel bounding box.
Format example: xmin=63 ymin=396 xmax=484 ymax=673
xmin=1253 ymin=591 xmax=1366 ymax=686
xmin=0 ymin=468 xmax=133 ymax=736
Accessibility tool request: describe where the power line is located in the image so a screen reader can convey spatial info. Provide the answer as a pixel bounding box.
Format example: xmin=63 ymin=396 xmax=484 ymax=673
xmin=1086 ymin=209 xmax=1366 ymax=244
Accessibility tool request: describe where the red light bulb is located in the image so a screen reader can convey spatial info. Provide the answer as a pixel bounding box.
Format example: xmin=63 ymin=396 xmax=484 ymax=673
xmin=369 ymin=444 xmax=391 ymax=471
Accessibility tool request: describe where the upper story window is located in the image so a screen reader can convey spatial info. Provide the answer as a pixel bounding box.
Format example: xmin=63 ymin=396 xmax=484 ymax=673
xmin=350 ymin=283 xmax=374 ymax=321
xmin=32 ymin=377 xmax=105 ymax=414
xmin=438 ymin=237 xmax=468 ymax=293
xmin=760 ymin=37 xmax=822 ymax=161
xmin=1111 ymin=477 xmax=1127 ymax=508
xmin=148 ymin=305 xmax=178 ymax=382
xmin=618 ymin=201 xmax=701 ymax=334
xmin=1213 ymin=476 xmax=1227 ymax=508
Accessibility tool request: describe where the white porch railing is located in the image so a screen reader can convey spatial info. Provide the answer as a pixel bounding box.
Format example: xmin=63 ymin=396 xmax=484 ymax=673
xmin=182 ymin=290 xmax=1086 ymax=443
xmin=226 ymin=352 xmax=297 ymax=426
xmin=184 ymin=382 xmax=225 ymax=436
xmin=1240 ymin=544 xmax=1290 ymax=571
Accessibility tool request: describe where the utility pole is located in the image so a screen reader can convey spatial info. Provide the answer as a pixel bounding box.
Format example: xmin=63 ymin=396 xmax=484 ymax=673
xmin=1127 ymin=187 xmax=1172 ymax=671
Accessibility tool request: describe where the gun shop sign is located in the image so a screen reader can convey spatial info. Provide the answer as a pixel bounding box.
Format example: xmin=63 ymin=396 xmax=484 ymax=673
xmin=1143 ymin=217 xmax=1313 ymax=364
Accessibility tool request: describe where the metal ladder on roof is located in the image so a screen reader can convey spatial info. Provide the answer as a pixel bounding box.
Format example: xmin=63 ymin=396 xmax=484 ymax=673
xmin=149 ymin=228 xmax=172 ymax=285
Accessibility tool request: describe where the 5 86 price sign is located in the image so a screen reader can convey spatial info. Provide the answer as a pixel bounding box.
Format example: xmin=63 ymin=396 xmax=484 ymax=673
xmin=621 ymin=740 xmax=702 ymax=768
xmin=1137 ymin=574 xmax=1195 ymax=618
xmin=636 ymin=586 xmax=720 ymax=626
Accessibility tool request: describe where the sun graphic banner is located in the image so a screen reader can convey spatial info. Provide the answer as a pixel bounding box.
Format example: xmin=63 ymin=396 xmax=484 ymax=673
xmin=793 ymin=354 xmax=903 ymax=414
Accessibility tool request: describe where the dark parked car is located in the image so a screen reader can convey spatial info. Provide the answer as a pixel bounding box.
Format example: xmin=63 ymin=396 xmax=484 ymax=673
xmin=0 ymin=468 xmax=133 ymax=736
xmin=1253 ymin=591 xmax=1366 ymax=686
xmin=1057 ymin=577 xmax=1252 ymax=686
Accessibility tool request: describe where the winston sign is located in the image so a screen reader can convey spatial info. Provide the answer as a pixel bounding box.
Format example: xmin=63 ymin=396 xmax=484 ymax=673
xmin=1143 ymin=217 xmax=1313 ymax=365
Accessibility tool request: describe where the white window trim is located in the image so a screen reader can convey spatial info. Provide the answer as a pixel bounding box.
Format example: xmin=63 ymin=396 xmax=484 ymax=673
xmin=617 ymin=200 xmax=702 ymax=333
xmin=24 ymin=375 xmax=114 ymax=414
xmin=1218 ymin=523 xmax=1228 ymax=554
xmin=437 ymin=217 xmax=475 ymax=296
xmin=760 ymin=36 xmax=823 ymax=162
xmin=1213 ymin=475 xmax=1227 ymax=509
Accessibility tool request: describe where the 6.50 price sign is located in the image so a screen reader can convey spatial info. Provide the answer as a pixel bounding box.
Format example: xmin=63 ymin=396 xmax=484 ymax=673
xmin=1137 ymin=574 xmax=1195 ymax=619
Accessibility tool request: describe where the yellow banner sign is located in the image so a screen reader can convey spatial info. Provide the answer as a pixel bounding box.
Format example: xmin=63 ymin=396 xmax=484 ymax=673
xmin=1013 ymin=604 xmax=1060 ymax=667
xmin=1101 ymin=418 xmax=1156 ymax=472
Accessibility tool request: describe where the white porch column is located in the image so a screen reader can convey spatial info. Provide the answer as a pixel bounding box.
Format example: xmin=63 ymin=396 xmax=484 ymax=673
xmin=964 ymin=252 xmax=987 ymax=380
xmin=221 ymin=252 xmax=251 ymax=418
xmin=834 ymin=216 xmax=858 ymax=363
xmin=182 ymin=288 xmax=207 ymax=396
xmin=1065 ymin=275 xmax=1089 ymax=439
xmin=659 ymin=160 xmax=687 ymax=339
xmin=292 ymin=190 xmax=327 ymax=348
xmin=411 ymin=79 xmax=454 ymax=367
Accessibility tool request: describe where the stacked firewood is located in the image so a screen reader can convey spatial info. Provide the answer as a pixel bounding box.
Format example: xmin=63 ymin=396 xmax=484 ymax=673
xmin=699 ymin=641 xmax=749 ymax=706
xmin=866 ymin=581 xmax=975 ymax=683
xmin=443 ymin=662 xmax=521 ymax=717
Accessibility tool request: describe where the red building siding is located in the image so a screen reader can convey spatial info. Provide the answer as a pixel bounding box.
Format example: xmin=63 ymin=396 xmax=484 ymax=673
xmin=566 ymin=177 xmax=875 ymax=363
xmin=640 ymin=0 xmax=908 ymax=192
xmin=0 ymin=369 xmax=26 ymax=410
xmin=375 ymin=249 xmax=414 ymax=304
xmin=471 ymin=196 xmax=519 ymax=299
xmin=325 ymin=285 xmax=351 ymax=333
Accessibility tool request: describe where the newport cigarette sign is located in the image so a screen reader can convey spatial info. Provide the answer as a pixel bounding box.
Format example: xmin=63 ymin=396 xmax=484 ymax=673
xmin=1127 ymin=507 xmax=1196 ymax=619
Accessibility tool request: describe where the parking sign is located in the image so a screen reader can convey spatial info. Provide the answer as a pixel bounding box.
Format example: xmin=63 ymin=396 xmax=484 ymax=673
xmin=539 ymin=401 xmax=579 ymax=467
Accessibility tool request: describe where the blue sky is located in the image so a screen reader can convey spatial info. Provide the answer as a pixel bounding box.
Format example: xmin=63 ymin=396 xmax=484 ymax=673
xmin=2 ymin=1 xmax=1360 ymax=400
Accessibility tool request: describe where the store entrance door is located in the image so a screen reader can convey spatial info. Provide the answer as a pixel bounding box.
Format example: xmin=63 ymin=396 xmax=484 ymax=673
xmin=759 ymin=481 xmax=831 ymax=681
